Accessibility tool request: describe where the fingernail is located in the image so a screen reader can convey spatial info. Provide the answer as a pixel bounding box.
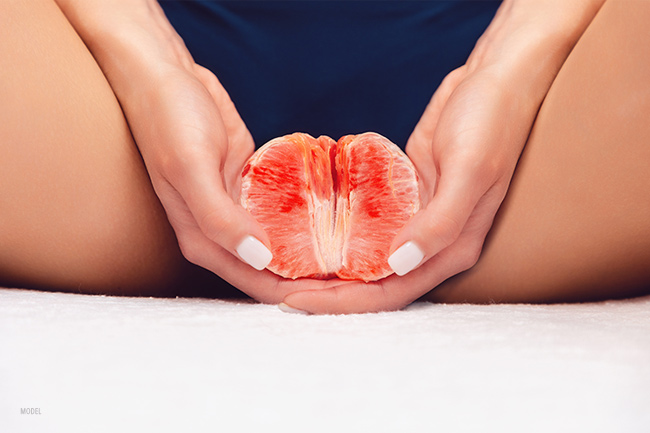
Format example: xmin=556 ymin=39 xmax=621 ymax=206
xmin=236 ymin=235 xmax=272 ymax=270
xmin=388 ymin=241 xmax=425 ymax=276
xmin=278 ymin=302 xmax=309 ymax=315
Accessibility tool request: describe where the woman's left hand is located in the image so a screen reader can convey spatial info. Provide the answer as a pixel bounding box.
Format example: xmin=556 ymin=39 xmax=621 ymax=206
xmin=279 ymin=0 xmax=605 ymax=314
xmin=280 ymin=65 xmax=534 ymax=314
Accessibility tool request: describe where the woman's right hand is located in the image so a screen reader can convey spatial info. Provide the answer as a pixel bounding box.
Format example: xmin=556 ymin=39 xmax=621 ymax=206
xmin=53 ymin=0 xmax=332 ymax=303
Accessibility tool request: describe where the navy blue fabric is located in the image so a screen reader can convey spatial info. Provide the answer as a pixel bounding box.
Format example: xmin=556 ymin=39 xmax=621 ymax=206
xmin=159 ymin=1 xmax=500 ymax=148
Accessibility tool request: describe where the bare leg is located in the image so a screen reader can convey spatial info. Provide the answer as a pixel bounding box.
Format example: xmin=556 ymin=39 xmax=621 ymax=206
xmin=427 ymin=0 xmax=650 ymax=303
xmin=0 ymin=0 xmax=204 ymax=296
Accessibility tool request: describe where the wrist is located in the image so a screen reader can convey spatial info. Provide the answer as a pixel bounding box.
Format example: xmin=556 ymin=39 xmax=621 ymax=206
xmin=468 ymin=0 xmax=605 ymax=107
xmin=54 ymin=0 xmax=189 ymax=102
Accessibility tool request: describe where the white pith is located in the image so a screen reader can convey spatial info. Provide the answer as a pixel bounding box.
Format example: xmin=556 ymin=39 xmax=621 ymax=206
xmin=306 ymin=184 xmax=350 ymax=276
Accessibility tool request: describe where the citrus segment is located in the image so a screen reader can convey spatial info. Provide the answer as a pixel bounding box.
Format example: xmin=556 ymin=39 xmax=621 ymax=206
xmin=240 ymin=132 xmax=420 ymax=281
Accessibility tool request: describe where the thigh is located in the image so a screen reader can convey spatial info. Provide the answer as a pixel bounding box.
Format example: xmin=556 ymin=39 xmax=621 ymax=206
xmin=427 ymin=0 xmax=650 ymax=303
xmin=0 ymin=0 xmax=189 ymax=295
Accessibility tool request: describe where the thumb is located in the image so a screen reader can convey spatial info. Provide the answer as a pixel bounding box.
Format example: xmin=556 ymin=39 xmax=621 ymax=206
xmin=387 ymin=170 xmax=483 ymax=276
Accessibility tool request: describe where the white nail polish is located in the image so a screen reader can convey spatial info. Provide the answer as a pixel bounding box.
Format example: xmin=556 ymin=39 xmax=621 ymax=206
xmin=278 ymin=302 xmax=309 ymax=315
xmin=236 ymin=235 xmax=273 ymax=271
xmin=388 ymin=241 xmax=425 ymax=276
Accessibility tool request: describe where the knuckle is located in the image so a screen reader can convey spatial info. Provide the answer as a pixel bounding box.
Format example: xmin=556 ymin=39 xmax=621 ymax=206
xmin=195 ymin=64 xmax=220 ymax=86
xmin=238 ymin=131 xmax=255 ymax=154
xmin=156 ymin=143 xmax=206 ymax=183
xmin=404 ymin=139 xmax=414 ymax=156
xmin=157 ymin=152 xmax=183 ymax=182
xmin=459 ymin=243 xmax=483 ymax=271
xmin=199 ymin=209 xmax=232 ymax=245
xmin=440 ymin=65 xmax=467 ymax=88
xmin=474 ymin=155 xmax=504 ymax=184
xmin=177 ymin=238 xmax=200 ymax=265
xmin=427 ymin=212 xmax=463 ymax=248
xmin=441 ymin=69 xmax=459 ymax=87
xmin=405 ymin=135 xmax=427 ymax=159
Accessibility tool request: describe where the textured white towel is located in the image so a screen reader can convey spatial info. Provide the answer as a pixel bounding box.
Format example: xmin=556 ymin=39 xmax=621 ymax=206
xmin=1 ymin=288 xmax=649 ymax=432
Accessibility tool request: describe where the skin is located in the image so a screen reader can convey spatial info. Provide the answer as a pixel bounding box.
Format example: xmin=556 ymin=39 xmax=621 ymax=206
xmin=427 ymin=0 xmax=650 ymax=304
xmin=285 ymin=0 xmax=650 ymax=313
xmin=0 ymin=0 xmax=327 ymax=301
xmin=1 ymin=0 xmax=648 ymax=313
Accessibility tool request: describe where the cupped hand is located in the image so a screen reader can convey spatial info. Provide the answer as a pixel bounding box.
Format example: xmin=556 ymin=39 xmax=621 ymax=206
xmin=142 ymin=65 xmax=350 ymax=303
xmin=56 ymin=0 xmax=341 ymax=303
xmin=280 ymin=64 xmax=538 ymax=314
xmin=277 ymin=0 xmax=605 ymax=314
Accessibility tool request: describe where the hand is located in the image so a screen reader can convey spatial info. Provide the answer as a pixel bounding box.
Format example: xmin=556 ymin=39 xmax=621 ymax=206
xmin=137 ymin=64 xmax=347 ymax=303
xmin=279 ymin=0 xmax=605 ymax=313
xmin=279 ymin=66 xmax=531 ymax=314
xmin=55 ymin=0 xmax=343 ymax=303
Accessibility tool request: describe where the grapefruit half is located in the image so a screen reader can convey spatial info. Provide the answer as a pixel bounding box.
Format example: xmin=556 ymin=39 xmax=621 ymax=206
xmin=240 ymin=132 xmax=420 ymax=281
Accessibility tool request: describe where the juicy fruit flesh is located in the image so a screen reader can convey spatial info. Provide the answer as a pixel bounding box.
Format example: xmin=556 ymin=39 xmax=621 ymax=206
xmin=240 ymin=132 xmax=420 ymax=281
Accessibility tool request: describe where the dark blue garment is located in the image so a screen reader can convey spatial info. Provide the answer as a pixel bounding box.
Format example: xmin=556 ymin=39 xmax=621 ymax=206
xmin=159 ymin=1 xmax=500 ymax=149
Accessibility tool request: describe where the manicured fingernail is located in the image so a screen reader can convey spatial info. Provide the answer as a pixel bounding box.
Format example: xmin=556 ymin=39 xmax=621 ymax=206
xmin=388 ymin=241 xmax=425 ymax=276
xmin=278 ymin=302 xmax=309 ymax=315
xmin=236 ymin=235 xmax=272 ymax=270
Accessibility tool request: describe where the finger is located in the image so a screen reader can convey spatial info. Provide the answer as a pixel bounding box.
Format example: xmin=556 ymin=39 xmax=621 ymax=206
xmin=160 ymin=140 xmax=273 ymax=272
xmin=282 ymin=281 xmax=400 ymax=315
xmin=387 ymin=163 xmax=488 ymax=277
xmin=176 ymin=221 xmax=343 ymax=304
xmin=281 ymin=233 xmax=482 ymax=314
xmin=281 ymin=280 xmax=416 ymax=315
xmin=142 ymin=70 xmax=271 ymax=272
xmin=178 ymin=227 xmax=278 ymax=303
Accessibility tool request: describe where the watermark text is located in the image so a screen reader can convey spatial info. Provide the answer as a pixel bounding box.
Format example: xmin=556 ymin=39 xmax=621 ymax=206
xmin=20 ymin=408 xmax=41 ymax=415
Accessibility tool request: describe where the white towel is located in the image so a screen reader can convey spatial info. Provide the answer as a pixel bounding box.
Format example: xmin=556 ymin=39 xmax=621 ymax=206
xmin=1 ymin=288 xmax=649 ymax=432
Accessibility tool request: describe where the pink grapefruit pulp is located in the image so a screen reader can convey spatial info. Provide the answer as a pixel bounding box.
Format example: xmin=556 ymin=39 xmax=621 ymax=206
xmin=240 ymin=132 xmax=420 ymax=281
